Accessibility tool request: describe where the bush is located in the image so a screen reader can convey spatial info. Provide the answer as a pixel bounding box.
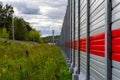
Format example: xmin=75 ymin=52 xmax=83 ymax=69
xmin=0 ymin=27 xmax=9 ymax=39
xmin=28 ymin=30 xmax=43 ymax=43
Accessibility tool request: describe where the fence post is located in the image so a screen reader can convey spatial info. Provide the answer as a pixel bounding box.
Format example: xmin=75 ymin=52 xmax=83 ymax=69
xmin=77 ymin=0 xmax=80 ymax=74
xmin=105 ymin=0 xmax=112 ymax=80
xmin=73 ymin=0 xmax=76 ymax=68
xmin=86 ymin=0 xmax=90 ymax=80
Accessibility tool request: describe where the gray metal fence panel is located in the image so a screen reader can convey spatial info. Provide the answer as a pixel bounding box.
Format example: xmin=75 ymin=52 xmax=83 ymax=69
xmin=80 ymin=0 xmax=87 ymax=78
xmin=74 ymin=0 xmax=79 ymax=75
xmin=89 ymin=0 xmax=105 ymax=80
xmin=112 ymin=0 xmax=120 ymax=80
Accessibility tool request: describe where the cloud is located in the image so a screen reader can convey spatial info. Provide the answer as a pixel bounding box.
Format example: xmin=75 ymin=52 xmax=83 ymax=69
xmin=8 ymin=0 xmax=40 ymax=15
xmin=0 ymin=0 xmax=67 ymax=37
xmin=40 ymin=6 xmax=66 ymax=19
xmin=20 ymin=6 xmax=40 ymax=14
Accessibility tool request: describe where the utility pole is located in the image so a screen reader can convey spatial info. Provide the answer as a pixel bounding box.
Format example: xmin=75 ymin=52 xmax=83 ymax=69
xmin=52 ymin=30 xmax=54 ymax=45
xmin=12 ymin=13 xmax=14 ymax=40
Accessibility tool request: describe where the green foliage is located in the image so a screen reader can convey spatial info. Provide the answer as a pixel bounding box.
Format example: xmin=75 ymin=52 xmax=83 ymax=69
xmin=14 ymin=17 xmax=28 ymax=40
xmin=25 ymin=22 xmax=32 ymax=31
xmin=12 ymin=17 xmax=42 ymax=43
xmin=0 ymin=27 xmax=9 ymax=39
xmin=42 ymin=35 xmax=60 ymax=43
xmin=13 ymin=17 xmax=43 ymax=42
xmin=0 ymin=40 xmax=72 ymax=80
xmin=0 ymin=3 xmax=14 ymax=37
xmin=28 ymin=30 xmax=43 ymax=43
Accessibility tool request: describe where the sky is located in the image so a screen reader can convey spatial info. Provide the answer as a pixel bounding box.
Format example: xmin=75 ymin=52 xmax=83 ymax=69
xmin=0 ymin=0 xmax=67 ymax=37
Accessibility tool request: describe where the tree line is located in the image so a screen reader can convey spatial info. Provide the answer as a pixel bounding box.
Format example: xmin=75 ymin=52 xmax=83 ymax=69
xmin=42 ymin=35 xmax=60 ymax=43
xmin=0 ymin=2 xmax=43 ymax=43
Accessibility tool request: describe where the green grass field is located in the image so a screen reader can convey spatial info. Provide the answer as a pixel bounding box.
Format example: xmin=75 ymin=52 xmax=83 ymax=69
xmin=0 ymin=40 xmax=72 ymax=80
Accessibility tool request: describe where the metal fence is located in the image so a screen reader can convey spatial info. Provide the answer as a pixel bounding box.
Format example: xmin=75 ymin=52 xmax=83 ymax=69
xmin=59 ymin=0 xmax=120 ymax=80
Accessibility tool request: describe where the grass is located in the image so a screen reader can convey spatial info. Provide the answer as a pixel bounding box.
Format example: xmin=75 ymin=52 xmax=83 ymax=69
xmin=0 ymin=39 xmax=72 ymax=80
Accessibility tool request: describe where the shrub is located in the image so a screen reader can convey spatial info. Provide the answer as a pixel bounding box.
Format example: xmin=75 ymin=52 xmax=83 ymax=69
xmin=0 ymin=27 xmax=9 ymax=39
xmin=28 ymin=29 xmax=43 ymax=43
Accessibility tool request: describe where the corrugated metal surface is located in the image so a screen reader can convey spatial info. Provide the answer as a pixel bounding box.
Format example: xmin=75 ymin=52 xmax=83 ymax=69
xmin=71 ymin=0 xmax=75 ymax=68
xmin=89 ymin=0 xmax=105 ymax=80
xmin=75 ymin=0 xmax=79 ymax=73
xmin=80 ymin=0 xmax=87 ymax=77
xmin=59 ymin=2 xmax=71 ymax=65
xmin=112 ymin=0 xmax=120 ymax=80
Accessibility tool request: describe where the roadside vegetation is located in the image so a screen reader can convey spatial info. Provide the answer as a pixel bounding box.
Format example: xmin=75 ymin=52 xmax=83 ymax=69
xmin=0 ymin=39 xmax=72 ymax=80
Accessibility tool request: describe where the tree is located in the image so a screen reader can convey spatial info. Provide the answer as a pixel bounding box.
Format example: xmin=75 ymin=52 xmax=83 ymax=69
xmin=14 ymin=17 xmax=28 ymax=40
xmin=0 ymin=4 xmax=14 ymax=28
xmin=28 ymin=29 xmax=43 ymax=43
xmin=25 ymin=22 xmax=32 ymax=31
xmin=0 ymin=3 xmax=14 ymax=39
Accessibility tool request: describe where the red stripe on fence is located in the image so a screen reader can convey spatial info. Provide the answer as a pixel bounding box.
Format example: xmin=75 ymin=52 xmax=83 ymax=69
xmin=112 ymin=29 xmax=120 ymax=38
xmin=112 ymin=53 xmax=120 ymax=62
xmin=90 ymin=50 xmax=104 ymax=57
xmin=90 ymin=33 xmax=105 ymax=40
xmin=90 ymin=39 xmax=104 ymax=45
xmin=112 ymin=38 xmax=120 ymax=45
xmin=62 ymin=28 xmax=120 ymax=62
xmin=112 ymin=29 xmax=120 ymax=62
xmin=90 ymin=45 xmax=104 ymax=51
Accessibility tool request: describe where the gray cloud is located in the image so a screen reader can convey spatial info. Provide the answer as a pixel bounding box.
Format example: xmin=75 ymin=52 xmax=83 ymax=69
xmin=20 ymin=7 xmax=40 ymax=14
xmin=46 ymin=9 xmax=66 ymax=20
xmin=11 ymin=1 xmax=40 ymax=15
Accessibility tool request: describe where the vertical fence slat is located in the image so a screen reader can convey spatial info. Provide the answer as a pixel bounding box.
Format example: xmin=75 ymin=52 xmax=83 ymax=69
xmin=73 ymin=0 xmax=76 ymax=68
xmin=86 ymin=0 xmax=90 ymax=80
xmin=77 ymin=0 xmax=80 ymax=74
xmin=70 ymin=0 xmax=72 ymax=64
xmin=105 ymin=0 xmax=112 ymax=80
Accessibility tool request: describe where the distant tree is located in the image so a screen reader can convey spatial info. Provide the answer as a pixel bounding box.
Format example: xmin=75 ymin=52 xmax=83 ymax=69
xmin=28 ymin=29 xmax=43 ymax=43
xmin=42 ymin=35 xmax=60 ymax=43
